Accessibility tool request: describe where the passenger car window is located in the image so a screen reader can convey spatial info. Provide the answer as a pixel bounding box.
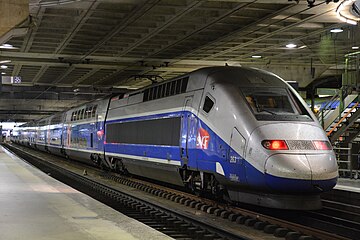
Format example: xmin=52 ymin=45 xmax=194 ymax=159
xmin=77 ymin=110 xmax=81 ymax=121
xmin=203 ymin=96 xmax=215 ymax=113
xmin=91 ymin=105 xmax=97 ymax=118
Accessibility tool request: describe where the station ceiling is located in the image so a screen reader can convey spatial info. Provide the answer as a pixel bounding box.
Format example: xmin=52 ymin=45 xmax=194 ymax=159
xmin=0 ymin=0 xmax=359 ymax=122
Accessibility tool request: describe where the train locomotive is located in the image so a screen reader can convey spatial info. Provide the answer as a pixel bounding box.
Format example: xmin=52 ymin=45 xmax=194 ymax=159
xmin=12 ymin=66 xmax=338 ymax=210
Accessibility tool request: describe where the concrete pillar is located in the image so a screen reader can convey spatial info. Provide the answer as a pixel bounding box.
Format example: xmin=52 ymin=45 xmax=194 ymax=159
xmin=0 ymin=0 xmax=29 ymax=39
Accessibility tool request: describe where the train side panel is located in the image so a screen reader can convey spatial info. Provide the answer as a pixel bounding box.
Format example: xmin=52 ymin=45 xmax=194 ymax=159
xmin=47 ymin=113 xmax=65 ymax=156
xmin=104 ymin=77 xmax=204 ymax=186
xmin=35 ymin=118 xmax=51 ymax=152
xmin=62 ymin=98 xmax=109 ymax=166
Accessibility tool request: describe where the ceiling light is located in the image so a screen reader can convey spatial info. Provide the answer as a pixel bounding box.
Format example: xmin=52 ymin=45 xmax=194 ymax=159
xmin=298 ymin=45 xmax=307 ymax=49
xmin=251 ymin=55 xmax=262 ymax=58
xmin=286 ymin=43 xmax=297 ymax=48
xmin=330 ymin=28 xmax=343 ymax=33
xmin=0 ymin=65 xmax=8 ymax=69
xmin=0 ymin=60 xmax=11 ymax=64
xmin=352 ymin=46 xmax=359 ymax=49
xmin=1 ymin=72 xmax=6 ymax=75
xmin=0 ymin=44 xmax=17 ymax=49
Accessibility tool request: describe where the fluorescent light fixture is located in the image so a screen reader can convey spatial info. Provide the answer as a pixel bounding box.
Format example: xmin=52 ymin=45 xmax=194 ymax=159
xmin=1 ymin=72 xmax=6 ymax=75
xmin=330 ymin=28 xmax=343 ymax=33
xmin=286 ymin=43 xmax=297 ymax=48
xmin=352 ymin=46 xmax=359 ymax=49
xmin=118 ymin=86 xmax=140 ymax=90
xmin=251 ymin=55 xmax=262 ymax=58
xmin=0 ymin=44 xmax=17 ymax=49
xmin=0 ymin=65 xmax=8 ymax=69
xmin=0 ymin=60 xmax=11 ymax=64
xmin=298 ymin=45 xmax=307 ymax=49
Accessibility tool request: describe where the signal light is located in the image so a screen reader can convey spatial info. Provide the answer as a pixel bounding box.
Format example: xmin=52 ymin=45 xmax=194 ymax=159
xmin=313 ymin=141 xmax=332 ymax=150
xmin=262 ymin=140 xmax=288 ymax=150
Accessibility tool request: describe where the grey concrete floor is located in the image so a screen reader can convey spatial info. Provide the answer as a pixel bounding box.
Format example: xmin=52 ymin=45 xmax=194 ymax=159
xmin=0 ymin=146 xmax=172 ymax=240
xmin=336 ymin=178 xmax=360 ymax=193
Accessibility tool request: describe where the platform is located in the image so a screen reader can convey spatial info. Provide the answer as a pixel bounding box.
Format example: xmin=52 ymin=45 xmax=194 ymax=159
xmin=335 ymin=178 xmax=360 ymax=193
xmin=0 ymin=146 xmax=171 ymax=240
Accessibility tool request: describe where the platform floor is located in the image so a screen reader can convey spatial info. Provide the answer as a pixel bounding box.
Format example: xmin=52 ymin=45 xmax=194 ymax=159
xmin=335 ymin=178 xmax=360 ymax=193
xmin=0 ymin=146 xmax=171 ymax=240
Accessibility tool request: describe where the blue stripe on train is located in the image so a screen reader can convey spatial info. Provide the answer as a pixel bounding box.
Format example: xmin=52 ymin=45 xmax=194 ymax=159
xmin=77 ymin=109 xmax=335 ymax=193
xmin=104 ymin=110 xmax=266 ymax=187
xmin=265 ymin=173 xmax=337 ymax=193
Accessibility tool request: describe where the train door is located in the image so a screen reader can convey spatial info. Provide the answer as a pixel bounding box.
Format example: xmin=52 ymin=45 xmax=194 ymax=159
xmin=229 ymin=127 xmax=247 ymax=183
xmin=94 ymin=112 xmax=99 ymax=149
xmin=66 ymin=124 xmax=71 ymax=147
xmin=180 ymin=96 xmax=193 ymax=165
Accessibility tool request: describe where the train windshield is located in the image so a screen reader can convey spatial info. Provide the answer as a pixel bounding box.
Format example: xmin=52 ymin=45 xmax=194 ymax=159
xmin=242 ymin=88 xmax=312 ymax=121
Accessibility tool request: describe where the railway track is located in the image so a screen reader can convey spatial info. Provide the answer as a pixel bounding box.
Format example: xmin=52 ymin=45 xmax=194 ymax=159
xmin=2 ymin=143 xmax=246 ymax=240
xmin=3 ymin=143 xmax=355 ymax=240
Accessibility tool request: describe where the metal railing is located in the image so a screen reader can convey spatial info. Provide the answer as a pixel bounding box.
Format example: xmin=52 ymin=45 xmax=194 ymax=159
xmin=317 ymin=93 xmax=340 ymax=129
xmin=334 ymin=146 xmax=351 ymax=178
xmin=317 ymin=93 xmax=359 ymax=132
xmin=334 ymin=144 xmax=360 ymax=179
xmin=327 ymin=102 xmax=360 ymax=137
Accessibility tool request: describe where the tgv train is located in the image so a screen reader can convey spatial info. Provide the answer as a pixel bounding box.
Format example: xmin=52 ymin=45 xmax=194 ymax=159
xmin=12 ymin=66 xmax=338 ymax=210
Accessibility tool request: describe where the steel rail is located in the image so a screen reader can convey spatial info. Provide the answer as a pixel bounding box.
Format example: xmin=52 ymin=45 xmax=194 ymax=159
xmin=2 ymin=143 xmax=248 ymax=240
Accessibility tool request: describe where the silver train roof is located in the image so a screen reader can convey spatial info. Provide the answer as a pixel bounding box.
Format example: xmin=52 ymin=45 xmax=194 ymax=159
xmin=187 ymin=66 xmax=288 ymax=92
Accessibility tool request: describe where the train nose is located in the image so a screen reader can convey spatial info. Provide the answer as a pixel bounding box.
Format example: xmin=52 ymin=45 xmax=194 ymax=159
xmin=264 ymin=154 xmax=337 ymax=193
xmin=306 ymin=153 xmax=338 ymax=191
xmin=265 ymin=154 xmax=312 ymax=193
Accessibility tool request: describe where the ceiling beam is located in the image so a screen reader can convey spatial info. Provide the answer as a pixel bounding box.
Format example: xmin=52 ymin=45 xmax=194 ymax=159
xmin=147 ymin=1 xmax=282 ymax=59
xmin=0 ymin=92 xmax=102 ymax=101
xmin=54 ymin=1 xmax=100 ymax=54
xmin=22 ymin=7 xmax=46 ymax=52
xmin=118 ymin=0 xmax=204 ymax=57
xmin=202 ymin=6 xmax=336 ymax=60
xmin=72 ymin=68 xmax=100 ymax=85
xmin=0 ymin=85 xmax=125 ymax=95
xmin=0 ymin=109 xmax=58 ymax=115
xmin=31 ymin=65 xmax=49 ymax=84
xmin=54 ymin=65 xmax=75 ymax=84
xmin=80 ymin=0 xmax=161 ymax=60
xmin=231 ymin=23 xmax=343 ymax=61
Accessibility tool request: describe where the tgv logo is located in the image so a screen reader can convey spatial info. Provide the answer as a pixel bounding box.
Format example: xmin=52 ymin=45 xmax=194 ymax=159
xmin=197 ymin=127 xmax=210 ymax=149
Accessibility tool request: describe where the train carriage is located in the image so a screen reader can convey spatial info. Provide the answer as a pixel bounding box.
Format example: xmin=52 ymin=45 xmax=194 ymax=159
xmin=61 ymin=99 xmax=109 ymax=165
xmin=11 ymin=66 xmax=338 ymax=210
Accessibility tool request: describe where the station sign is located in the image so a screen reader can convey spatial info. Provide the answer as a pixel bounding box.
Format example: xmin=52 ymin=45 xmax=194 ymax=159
xmin=1 ymin=76 xmax=22 ymax=84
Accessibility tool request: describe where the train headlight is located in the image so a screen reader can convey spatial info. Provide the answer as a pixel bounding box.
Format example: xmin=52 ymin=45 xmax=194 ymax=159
xmin=262 ymin=140 xmax=288 ymax=150
xmin=312 ymin=140 xmax=332 ymax=150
